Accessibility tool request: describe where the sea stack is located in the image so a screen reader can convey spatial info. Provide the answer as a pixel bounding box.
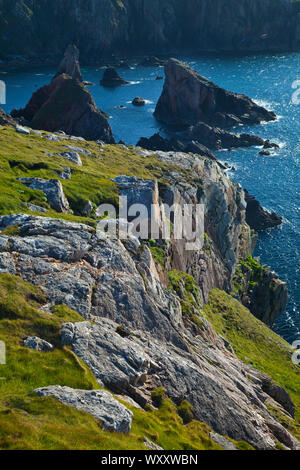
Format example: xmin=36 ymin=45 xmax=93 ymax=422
xmin=55 ymin=44 xmax=83 ymax=82
xmin=154 ymin=58 xmax=276 ymax=129
xmin=11 ymin=74 xmax=115 ymax=143
xmin=11 ymin=47 xmax=115 ymax=143
xmin=100 ymin=67 xmax=129 ymax=87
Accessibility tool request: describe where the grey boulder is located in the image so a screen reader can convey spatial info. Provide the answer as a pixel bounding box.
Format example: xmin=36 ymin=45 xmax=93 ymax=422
xmin=34 ymin=386 xmax=133 ymax=433
xmin=24 ymin=336 xmax=54 ymax=352
xmin=18 ymin=178 xmax=70 ymax=213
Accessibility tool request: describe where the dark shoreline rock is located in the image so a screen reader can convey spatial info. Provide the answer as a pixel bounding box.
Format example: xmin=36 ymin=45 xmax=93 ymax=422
xmin=100 ymin=67 xmax=129 ymax=87
xmin=137 ymin=133 xmax=217 ymax=162
xmin=154 ymin=58 xmax=276 ymax=129
xmin=184 ymin=121 xmax=266 ymax=150
xmin=244 ymin=190 xmax=283 ymax=231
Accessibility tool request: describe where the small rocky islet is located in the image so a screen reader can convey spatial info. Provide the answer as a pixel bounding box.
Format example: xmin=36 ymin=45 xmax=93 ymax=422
xmin=0 ymin=41 xmax=299 ymax=452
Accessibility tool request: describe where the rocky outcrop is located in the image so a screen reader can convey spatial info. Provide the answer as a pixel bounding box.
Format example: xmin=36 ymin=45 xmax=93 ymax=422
xmin=18 ymin=178 xmax=70 ymax=213
xmin=244 ymin=190 xmax=283 ymax=231
xmin=0 ymin=1 xmax=299 ymax=61
xmin=184 ymin=122 xmax=267 ymax=150
xmin=0 ymin=145 xmax=295 ymax=449
xmin=137 ymin=133 xmax=216 ymax=160
xmin=154 ymin=59 xmax=276 ymax=129
xmin=59 ymin=318 xmax=299 ymax=450
xmin=242 ymin=268 xmax=288 ymax=327
xmin=12 ymin=74 xmax=114 ymax=143
xmin=55 ymin=44 xmax=82 ymax=81
xmin=34 ymin=386 xmax=133 ymax=433
xmin=24 ymin=336 xmax=54 ymax=352
xmin=0 ymin=108 xmax=16 ymax=127
xmin=100 ymin=67 xmax=129 ymax=87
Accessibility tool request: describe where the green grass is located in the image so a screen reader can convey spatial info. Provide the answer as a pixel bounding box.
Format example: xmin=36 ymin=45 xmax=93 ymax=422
xmin=168 ymin=270 xmax=205 ymax=328
xmin=205 ymin=289 xmax=300 ymax=440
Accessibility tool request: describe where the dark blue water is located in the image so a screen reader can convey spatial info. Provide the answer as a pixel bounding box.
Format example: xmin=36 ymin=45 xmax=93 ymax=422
xmin=1 ymin=53 xmax=299 ymax=343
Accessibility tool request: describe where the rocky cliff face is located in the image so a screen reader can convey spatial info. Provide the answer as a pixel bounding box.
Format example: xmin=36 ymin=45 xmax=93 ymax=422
xmin=0 ymin=211 xmax=297 ymax=449
xmin=0 ymin=0 xmax=299 ymax=62
xmin=0 ymin=125 xmax=296 ymax=449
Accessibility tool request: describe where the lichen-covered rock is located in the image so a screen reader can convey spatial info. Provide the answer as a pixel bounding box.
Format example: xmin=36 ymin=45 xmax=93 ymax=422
xmin=58 ymin=151 xmax=82 ymax=166
xmin=34 ymin=386 xmax=133 ymax=433
xmin=18 ymin=177 xmax=70 ymax=213
xmin=24 ymin=336 xmax=54 ymax=352
xmin=154 ymin=59 xmax=276 ymax=129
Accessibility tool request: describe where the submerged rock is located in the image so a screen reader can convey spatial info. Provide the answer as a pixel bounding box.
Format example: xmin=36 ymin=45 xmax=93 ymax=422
xmin=132 ymin=97 xmax=146 ymax=106
xmin=154 ymin=58 xmax=276 ymax=129
xmin=100 ymin=67 xmax=129 ymax=87
xmin=55 ymin=44 xmax=83 ymax=82
xmin=244 ymin=190 xmax=283 ymax=231
xmin=11 ymin=74 xmax=114 ymax=143
xmin=34 ymin=386 xmax=133 ymax=433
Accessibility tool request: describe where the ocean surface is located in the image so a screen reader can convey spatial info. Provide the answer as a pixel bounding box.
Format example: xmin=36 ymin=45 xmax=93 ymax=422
xmin=1 ymin=53 xmax=299 ymax=343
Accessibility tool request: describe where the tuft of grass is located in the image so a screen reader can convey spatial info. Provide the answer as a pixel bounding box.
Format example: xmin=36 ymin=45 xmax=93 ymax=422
xmin=177 ymin=400 xmax=194 ymax=424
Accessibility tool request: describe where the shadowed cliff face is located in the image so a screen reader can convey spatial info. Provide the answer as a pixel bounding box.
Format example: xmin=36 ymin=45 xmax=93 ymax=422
xmin=0 ymin=0 xmax=299 ymax=60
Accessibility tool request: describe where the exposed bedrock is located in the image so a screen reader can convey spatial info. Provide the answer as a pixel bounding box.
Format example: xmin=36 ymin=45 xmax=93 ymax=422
xmin=0 ymin=149 xmax=293 ymax=448
xmin=154 ymin=59 xmax=276 ymax=129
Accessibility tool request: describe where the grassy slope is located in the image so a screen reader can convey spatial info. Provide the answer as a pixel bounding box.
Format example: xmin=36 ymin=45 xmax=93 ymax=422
xmin=0 ymin=126 xmax=186 ymax=222
xmin=205 ymin=290 xmax=300 ymax=441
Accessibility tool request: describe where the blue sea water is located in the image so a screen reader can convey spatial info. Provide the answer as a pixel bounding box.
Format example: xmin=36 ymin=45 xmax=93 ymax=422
xmin=1 ymin=53 xmax=299 ymax=343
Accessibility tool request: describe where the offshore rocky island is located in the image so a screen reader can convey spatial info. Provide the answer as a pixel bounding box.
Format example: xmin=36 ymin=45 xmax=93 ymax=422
xmin=0 ymin=23 xmax=299 ymax=452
